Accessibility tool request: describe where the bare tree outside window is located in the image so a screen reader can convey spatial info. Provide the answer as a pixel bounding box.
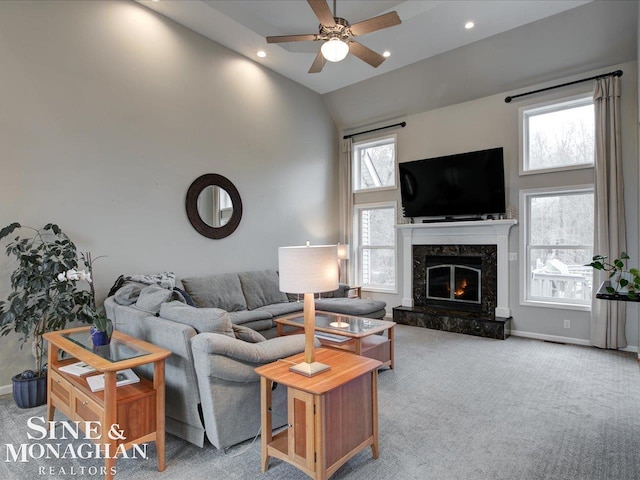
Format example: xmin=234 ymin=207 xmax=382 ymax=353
xmin=521 ymin=96 xmax=595 ymax=308
xmin=524 ymin=98 xmax=594 ymax=173
xmin=354 ymin=136 xmax=396 ymax=191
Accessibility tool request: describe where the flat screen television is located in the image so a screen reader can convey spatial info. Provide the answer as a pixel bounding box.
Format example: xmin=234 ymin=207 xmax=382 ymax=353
xmin=399 ymin=147 xmax=505 ymax=219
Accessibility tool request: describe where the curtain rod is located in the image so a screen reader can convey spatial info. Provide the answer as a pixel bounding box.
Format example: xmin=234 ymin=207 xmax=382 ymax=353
xmin=504 ymin=70 xmax=623 ymax=103
xmin=343 ymin=121 xmax=406 ymax=140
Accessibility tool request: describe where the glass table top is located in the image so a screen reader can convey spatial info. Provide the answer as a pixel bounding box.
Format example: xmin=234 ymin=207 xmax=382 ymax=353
xmin=62 ymin=330 xmax=150 ymax=363
xmin=286 ymin=313 xmax=385 ymax=335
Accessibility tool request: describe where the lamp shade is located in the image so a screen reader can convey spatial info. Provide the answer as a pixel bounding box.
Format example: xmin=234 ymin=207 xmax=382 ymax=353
xmin=279 ymin=245 xmax=339 ymax=294
xmin=337 ymin=243 xmax=350 ymax=260
xmin=321 ymin=38 xmax=349 ymax=62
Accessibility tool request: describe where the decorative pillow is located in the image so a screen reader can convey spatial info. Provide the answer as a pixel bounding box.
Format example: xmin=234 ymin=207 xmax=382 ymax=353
xmin=182 ymin=273 xmax=247 ymax=312
xmin=238 ymin=270 xmax=289 ymax=310
xmin=232 ymin=324 xmax=266 ymax=343
xmin=159 ymin=301 xmax=234 ymax=337
xmin=134 ymin=285 xmax=180 ymax=314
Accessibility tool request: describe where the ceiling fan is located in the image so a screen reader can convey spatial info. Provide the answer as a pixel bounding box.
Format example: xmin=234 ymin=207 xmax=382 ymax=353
xmin=266 ymin=0 xmax=401 ymax=73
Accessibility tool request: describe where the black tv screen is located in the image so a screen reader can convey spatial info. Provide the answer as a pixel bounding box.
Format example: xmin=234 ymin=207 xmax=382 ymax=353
xmin=399 ymin=147 xmax=505 ymax=218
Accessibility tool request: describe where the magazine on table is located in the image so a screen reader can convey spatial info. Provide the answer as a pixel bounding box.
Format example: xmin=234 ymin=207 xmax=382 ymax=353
xmin=86 ymin=368 xmax=140 ymax=392
xmin=58 ymin=361 xmax=96 ymax=376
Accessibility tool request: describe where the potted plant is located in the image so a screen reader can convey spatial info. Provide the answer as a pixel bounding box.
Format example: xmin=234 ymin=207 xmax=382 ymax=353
xmin=0 ymin=223 xmax=93 ymax=408
xmin=587 ymin=251 xmax=640 ymax=299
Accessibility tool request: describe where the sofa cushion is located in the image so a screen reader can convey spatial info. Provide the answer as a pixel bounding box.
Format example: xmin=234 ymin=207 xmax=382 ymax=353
xmin=159 ymin=301 xmax=234 ymax=337
xmin=254 ymin=302 xmax=304 ymax=318
xmin=182 ymin=273 xmax=247 ymax=312
xmin=238 ymin=270 xmax=289 ymax=310
xmin=314 ymin=298 xmax=387 ymax=318
xmin=227 ymin=310 xmax=273 ymax=326
xmin=238 ymin=319 xmax=275 ymax=332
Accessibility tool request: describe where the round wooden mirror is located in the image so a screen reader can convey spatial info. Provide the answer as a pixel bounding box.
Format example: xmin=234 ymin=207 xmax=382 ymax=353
xmin=186 ymin=174 xmax=242 ymax=239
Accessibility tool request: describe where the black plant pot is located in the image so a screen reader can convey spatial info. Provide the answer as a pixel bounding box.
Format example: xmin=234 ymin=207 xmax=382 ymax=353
xmin=12 ymin=372 xmax=47 ymax=408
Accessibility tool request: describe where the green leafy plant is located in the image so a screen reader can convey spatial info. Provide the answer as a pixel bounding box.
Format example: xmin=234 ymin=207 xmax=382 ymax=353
xmin=587 ymin=252 xmax=640 ymax=299
xmin=0 ymin=223 xmax=93 ymax=375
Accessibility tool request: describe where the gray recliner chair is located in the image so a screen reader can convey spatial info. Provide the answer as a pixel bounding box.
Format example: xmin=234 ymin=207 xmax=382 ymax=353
xmin=191 ymin=333 xmax=311 ymax=449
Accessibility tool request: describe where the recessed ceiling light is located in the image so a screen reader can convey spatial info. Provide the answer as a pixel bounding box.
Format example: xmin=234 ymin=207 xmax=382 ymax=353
xmin=152 ymin=0 xmax=160 ymax=3
xmin=382 ymin=51 xmax=391 ymax=58
xmin=465 ymin=21 xmax=475 ymax=29
xmin=257 ymin=50 xmax=267 ymax=58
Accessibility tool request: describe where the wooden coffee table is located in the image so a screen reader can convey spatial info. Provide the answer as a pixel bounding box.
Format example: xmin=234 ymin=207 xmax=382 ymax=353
xmin=276 ymin=311 xmax=395 ymax=369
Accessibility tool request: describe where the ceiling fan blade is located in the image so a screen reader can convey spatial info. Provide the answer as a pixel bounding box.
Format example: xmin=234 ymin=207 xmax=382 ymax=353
xmin=349 ymin=11 xmax=401 ymax=36
xmin=266 ymin=34 xmax=318 ymax=44
xmin=348 ymin=41 xmax=385 ymax=68
xmin=307 ymin=0 xmax=336 ymax=27
xmin=308 ymin=50 xmax=326 ymax=73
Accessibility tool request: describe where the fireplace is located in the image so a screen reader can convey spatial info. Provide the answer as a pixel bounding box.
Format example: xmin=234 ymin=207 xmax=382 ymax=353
xmin=394 ymin=220 xmax=516 ymax=339
xmin=426 ymin=255 xmax=482 ymax=312
xmin=413 ymin=244 xmax=497 ymax=319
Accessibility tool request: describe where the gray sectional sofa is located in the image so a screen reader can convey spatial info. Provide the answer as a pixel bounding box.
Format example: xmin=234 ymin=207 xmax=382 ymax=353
xmin=104 ymin=269 xmax=386 ymax=449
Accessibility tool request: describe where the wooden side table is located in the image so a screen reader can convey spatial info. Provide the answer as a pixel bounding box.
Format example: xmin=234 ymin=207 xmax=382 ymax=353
xmin=255 ymin=348 xmax=382 ymax=480
xmin=44 ymin=327 xmax=171 ymax=480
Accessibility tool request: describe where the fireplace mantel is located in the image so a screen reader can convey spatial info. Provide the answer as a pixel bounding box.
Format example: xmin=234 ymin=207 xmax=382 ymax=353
xmin=397 ymin=219 xmax=517 ymax=317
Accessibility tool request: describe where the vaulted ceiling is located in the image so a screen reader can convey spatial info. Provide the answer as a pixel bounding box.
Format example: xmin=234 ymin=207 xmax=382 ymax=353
xmin=137 ymin=0 xmax=592 ymax=94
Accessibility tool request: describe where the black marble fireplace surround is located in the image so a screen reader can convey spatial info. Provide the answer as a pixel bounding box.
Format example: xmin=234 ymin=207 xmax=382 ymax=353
xmin=393 ymin=244 xmax=511 ymax=340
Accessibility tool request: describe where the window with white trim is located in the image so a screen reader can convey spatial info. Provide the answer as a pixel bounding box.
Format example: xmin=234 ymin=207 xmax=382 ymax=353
xmin=520 ymin=96 xmax=594 ymax=175
xmin=521 ymin=186 xmax=594 ymax=309
xmin=353 ymin=135 xmax=396 ymax=192
xmin=354 ymin=202 xmax=396 ymax=292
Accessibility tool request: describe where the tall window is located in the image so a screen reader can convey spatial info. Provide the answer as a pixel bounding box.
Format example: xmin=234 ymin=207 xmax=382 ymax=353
xmin=520 ymin=94 xmax=595 ymax=310
xmin=354 ymin=202 xmax=396 ymax=292
xmin=353 ymin=135 xmax=396 ymax=192
xmin=520 ymin=96 xmax=594 ymax=174
xmin=521 ymin=187 xmax=594 ymax=309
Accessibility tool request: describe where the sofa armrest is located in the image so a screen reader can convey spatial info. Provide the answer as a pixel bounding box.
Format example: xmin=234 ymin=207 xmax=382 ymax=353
xmin=335 ymin=283 xmax=351 ymax=297
xmin=191 ymin=333 xmax=314 ymax=383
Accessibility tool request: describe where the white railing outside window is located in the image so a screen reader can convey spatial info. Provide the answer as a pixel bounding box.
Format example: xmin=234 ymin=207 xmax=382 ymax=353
xmin=520 ymin=186 xmax=594 ymax=310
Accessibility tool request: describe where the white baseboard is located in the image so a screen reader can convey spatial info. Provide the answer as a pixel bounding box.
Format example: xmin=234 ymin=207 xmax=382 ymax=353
xmin=511 ymin=329 xmax=639 ymax=353
xmin=0 ymin=384 xmax=13 ymax=396
xmin=511 ymin=329 xmax=592 ymax=346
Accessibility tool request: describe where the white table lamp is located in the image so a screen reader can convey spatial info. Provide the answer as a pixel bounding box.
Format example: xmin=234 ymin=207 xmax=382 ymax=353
xmin=279 ymin=244 xmax=338 ymax=376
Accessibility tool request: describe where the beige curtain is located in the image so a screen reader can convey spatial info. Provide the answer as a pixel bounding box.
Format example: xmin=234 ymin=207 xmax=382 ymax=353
xmin=338 ymin=137 xmax=354 ymax=284
xmin=591 ymin=75 xmax=627 ymax=349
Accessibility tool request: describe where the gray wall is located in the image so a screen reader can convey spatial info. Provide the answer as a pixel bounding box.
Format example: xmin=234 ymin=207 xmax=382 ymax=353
xmin=0 ymin=1 xmax=338 ymax=386
xmin=324 ymin=1 xmax=639 ymax=348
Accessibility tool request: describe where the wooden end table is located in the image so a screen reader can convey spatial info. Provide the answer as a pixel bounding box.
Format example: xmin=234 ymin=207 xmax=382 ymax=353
xmin=256 ymin=348 xmax=381 ymax=480
xmin=276 ymin=311 xmax=395 ymax=369
xmin=44 ymin=327 xmax=171 ymax=480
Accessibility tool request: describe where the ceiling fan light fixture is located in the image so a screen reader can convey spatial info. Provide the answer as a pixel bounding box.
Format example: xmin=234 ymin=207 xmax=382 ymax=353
xmin=321 ymin=38 xmax=349 ymax=62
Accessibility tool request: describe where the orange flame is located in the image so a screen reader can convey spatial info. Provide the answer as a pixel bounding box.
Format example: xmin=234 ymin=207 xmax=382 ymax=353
xmin=454 ymin=278 xmax=468 ymax=298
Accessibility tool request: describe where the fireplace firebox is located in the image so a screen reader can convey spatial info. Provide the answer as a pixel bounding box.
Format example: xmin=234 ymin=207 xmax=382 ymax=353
xmin=411 ymin=244 xmax=497 ymax=319
xmin=426 ymin=255 xmax=482 ymax=312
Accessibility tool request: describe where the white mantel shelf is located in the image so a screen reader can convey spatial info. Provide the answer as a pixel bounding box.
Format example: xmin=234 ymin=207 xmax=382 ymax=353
xmin=397 ymin=219 xmax=518 ymax=317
